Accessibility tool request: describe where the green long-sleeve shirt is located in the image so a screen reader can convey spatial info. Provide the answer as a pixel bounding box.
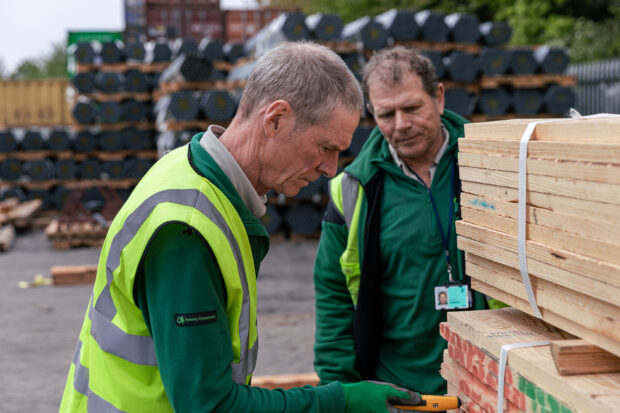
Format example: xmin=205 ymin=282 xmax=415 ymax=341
xmin=133 ymin=132 xmax=344 ymax=412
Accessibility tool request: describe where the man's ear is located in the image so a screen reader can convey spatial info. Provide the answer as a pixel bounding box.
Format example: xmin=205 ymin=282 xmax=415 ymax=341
xmin=263 ymin=100 xmax=293 ymax=138
xmin=435 ymin=82 xmax=445 ymax=115
xmin=366 ymin=102 xmax=374 ymax=116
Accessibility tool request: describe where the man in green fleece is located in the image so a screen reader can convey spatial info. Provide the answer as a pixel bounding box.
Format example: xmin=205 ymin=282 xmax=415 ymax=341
xmin=60 ymin=42 xmax=422 ymax=413
xmin=314 ymin=46 xmax=486 ymax=395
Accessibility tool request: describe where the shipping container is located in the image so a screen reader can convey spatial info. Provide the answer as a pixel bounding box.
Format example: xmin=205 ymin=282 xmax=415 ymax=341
xmin=66 ymin=31 xmax=124 ymax=77
xmin=0 ymin=79 xmax=72 ymax=127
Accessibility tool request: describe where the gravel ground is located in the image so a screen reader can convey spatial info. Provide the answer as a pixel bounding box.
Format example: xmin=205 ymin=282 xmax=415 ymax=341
xmin=0 ymin=230 xmax=318 ymax=412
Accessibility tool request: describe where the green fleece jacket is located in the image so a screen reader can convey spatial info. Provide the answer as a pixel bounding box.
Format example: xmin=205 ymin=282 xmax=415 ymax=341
xmin=133 ymin=133 xmax=344 ymax=412
xmin=313 ymin=110 xmax=485 ymax=395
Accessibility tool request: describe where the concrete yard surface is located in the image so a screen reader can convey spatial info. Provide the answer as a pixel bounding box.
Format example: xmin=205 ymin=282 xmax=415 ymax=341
xmin=0 ymin=231 xmax=318 ymax=412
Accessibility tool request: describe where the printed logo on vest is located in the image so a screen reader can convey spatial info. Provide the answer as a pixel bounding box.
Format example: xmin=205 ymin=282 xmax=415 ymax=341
xmin=175 ymin=310 xmax=217 ymax=326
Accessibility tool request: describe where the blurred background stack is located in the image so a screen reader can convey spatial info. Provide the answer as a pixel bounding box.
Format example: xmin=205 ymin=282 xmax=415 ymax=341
xmin=4 ymin=1 xmax=616 ymax=245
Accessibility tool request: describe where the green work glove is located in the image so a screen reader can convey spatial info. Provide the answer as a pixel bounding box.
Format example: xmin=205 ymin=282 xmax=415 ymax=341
xmin=342 ymin=380 xmax=423 ymax=413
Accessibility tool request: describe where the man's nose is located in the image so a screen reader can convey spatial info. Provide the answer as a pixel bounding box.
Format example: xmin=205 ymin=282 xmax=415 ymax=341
xmin=318 ymin=151 xmax=339 ymax=178
xmin=395 ymin=110 xmax=410 ymax=131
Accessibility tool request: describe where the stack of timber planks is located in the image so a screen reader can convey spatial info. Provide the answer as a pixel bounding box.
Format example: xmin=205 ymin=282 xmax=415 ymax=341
xmin=440 ymin=309 xmax=620 ymax=413
xmin=448 ymin=117 xmax=620 ymax=411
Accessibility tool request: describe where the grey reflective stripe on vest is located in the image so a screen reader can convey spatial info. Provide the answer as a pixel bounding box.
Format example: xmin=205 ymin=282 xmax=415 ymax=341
xmin=88 ymin=392 xmax=128 ymax=413
xmin=87 ymin=188 xmax=254 ymax=384
xmin=341 ymin=173 xmax=360 ymax=231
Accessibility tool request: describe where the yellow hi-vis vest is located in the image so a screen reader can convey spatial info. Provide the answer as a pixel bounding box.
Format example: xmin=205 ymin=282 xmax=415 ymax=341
xmin=329 ymin=172 xmax=365 ymax=307
xmin=60 ymin=144 xmax=259 ymax=412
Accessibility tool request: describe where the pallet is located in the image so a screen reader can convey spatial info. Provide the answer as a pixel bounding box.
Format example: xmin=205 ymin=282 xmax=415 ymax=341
xmin=71 ymin=121 xmax=155 ymax=132
xmin=0 ymin=198 xmax=42 ymax=229
xmin=51 ymin=264 xmax=97 ymax=285
xmin=75 ymin=62 xmax=169 ymax=73
xmin=394 ymin=40 xmax=481 ymax=54
xmin=479 ymin=74 xmax=576 ymax=89
xmin=81 ymin=91 xmax=152 ymax=102
xmin=72 ymin=149 xmax=158 ymax=161
xmin=157 ymin=119 xmax=230 ymax=133
xmin=45 ymin=219 xmax=108 ymax=249
xmin=0 ymin=150 xmax=73 ymax=161
xmin=317 ymin=40 xmax=359 ymax=54
xmin=444 ymin=309 xmax=620 ymax=413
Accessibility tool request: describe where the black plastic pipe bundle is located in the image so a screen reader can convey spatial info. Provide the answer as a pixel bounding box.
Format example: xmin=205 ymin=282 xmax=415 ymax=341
xmin=73 ymin=71 xmax=96 ymax=94
xmin=512 ymin=88 xmax=543 ymax=115
xmin=245 ymin=13 xmax=309 ymax=58
xmin=478 ymin=47 xmax=511 ymax=76
xmin=341 ymin=16 xmax=388 ymax=50
xmin=122 ymin=128 xmax=152 ymax=151
xmin=124 ymin=69 xmax=150 ymax=93
xmin=260 ymin=204 xmax=283 ymax=234
xmin=55 ymin=159 xmax=77 ymax=180
xmin=479 ymin=21 xmax=512 ymax=45
xmin=73 ymin=100 xmax=97 ymax=124
xmin=73 ymin=130 xmax=97 ymax=153
xmin=68 ymin=42 xmax=96 ymax=64
xmin=415 ymin=10 xmax=449 ymax=42
xmin=102 ymin=160 xmax=126 ymax=179
xmin=284 ymin=203 xmax=323 ymax=235
xmin=534 ymin=46 xmax=570 ymax=74
xmin=443 ymin=51 xmax=479 ymax=82
xmin=420 ymin=50 xmax=446 ymax=79
xmin=305 ymin=13 xmax=343 ymax=41
xmin=1 ymin=158 xmax=22 ymax=181
xmin=347 ymin=124 xmax=373 ymax=157
xmin=95 ymin=40 xmax=125 ymax=64
xmin=200 ymin=89 xmax=237 ymax=121
xmin=295 ymin=176 xmax=327 ymax=203
xmin=95 ymin=71 xmax=126 ymax=93
xmin=98 ymin=101 xmax=124 ymax=124
xmin=125 ymin=40 xmax=146 ymax=63
xmin=48 ymin=129 xmax=72 ymax=151
xmin=171 ymin=38 xmax=199 ymax=59
xmin=340 ymin=53 xmax=365 ymax=81
xmin=445 ymin=88 xmax=475 ymax=117
xmin=26 ymin=189 xmax=52 ymax=210
xmin=156 ymin=91 xmax=202 ymax=121
xmin=21 ymin=130 xmax=46 ymax=151
xmin=99 ymin=131 xmax=124 ymax=151
xmin=0 ymin=187 xmax=26 ymax=202
xmin=509 ymin=48 xmax=538 ymax=75
xmin=223 ymin=42 xmax=246 ymax=63
xmin=122 ymin=100 xmax=148 ymax=122
xmin=0 ymin=130 xmax=17 ymax=152
xmin=198 ymin=38 xmax=224 ymax=61
xmin=445 ymin=13 xmax=480 ymax=44
xmin=78 ymin=159 xmax=101 ymax=180
xmin=159 ymin=54 xmax=213 ymax=83
xmin=52 ymin=186 xmax=72 ymax=210
xmin=125 ymin=158 xmax=154 ymax=178
xmin=543 ymin=85 xmax=575 ymax=115
xmin=23 ymin=159 xmax=54 ymax=181
xmin=477 ymin=87 xmax=511 ymax=116
xmin=145 ymin=40 xmax=172 ymax=63
xmin=375 ymin=8 xmax=419 ymax=42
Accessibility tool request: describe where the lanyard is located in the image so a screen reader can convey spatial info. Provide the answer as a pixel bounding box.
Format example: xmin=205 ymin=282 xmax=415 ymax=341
xmin=409 ymin=160 xmax=456 ymax=281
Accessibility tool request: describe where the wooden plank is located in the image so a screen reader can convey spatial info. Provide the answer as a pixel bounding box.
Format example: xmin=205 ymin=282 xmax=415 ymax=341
xmin=469 ymin=279 xmax=620 ymax=371
xmin=464 ymin=254 xmax=620 ymax=347
xmin=461 ymin=181 xmax=620 ymax=226
xmin=447 ymin=383 xmax=492 ymax=413
xmin=550 ymin=339 xmax=620 ymax=376
xmin=456 ymin=220 xmax=620 ymax=294
xmin=459 ymin=138 xmax=620 ymax=164
xmin=9 ymin=199 xmax=43 ymax=229
xmin=441 ymin=357 xmax=523 ymax=413
xmin=460 ymin=200 xmax=620 ymax=265
xmin=460 ymin=166 xmax=620 ymax=205
xmin=458 ymin=151 xmax=620 ymax=185
xmin=251 ymin=372 xmax=319 ymax=390
xmin=0 ymin=225 xmax=16 ymax=251
xmin=447 ymin=309 xmax=620 ymax=413
xmin=50 ymin=265 xmax=97 ymax=285
xmin=465 ymin=117 xmax=620 ymax=142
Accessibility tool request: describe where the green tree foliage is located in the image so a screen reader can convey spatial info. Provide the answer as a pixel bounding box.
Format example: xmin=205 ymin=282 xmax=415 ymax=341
xmin=268 ymin=0 xmax=620 ymax=62
xmin=10 ymin=42 xmax=66 ymax=79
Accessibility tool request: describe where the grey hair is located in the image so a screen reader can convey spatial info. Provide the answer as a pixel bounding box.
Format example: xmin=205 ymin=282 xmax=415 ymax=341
xmin=362 ymin=46 xmax=439 ymax=112
xmin=238 ymin=41 xmax=364 ymax=128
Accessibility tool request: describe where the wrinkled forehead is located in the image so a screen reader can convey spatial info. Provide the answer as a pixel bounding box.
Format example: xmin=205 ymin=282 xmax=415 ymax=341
xmin=368 ymin=61 xmax=411 ymax=88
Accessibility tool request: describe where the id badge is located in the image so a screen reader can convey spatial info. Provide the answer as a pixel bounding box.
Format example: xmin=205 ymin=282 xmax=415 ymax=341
xmin=434 ymin=282 xmax=471 ymax=310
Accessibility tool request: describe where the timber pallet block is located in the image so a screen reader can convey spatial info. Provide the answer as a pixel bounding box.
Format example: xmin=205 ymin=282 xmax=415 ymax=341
xmin=71 ymin=121 xmax=155 ymax=132
xmin=0 ymin=150 xmax=73 ymax=162
xmin=51 ymin=264 xmax=97 ymax=285
xmin=75 ymin=61 xmax=169 ymax=73
xmin=72 ymin=149 xmax=158 ymax=162
xmin=394 ymin=40 xmax=481 ymax=54
xmin=80 ymin=91 xmax=152 ymax=103
xmin=479 ymin=74 xmax=576 ymax=89
xmin=0 ymin=198 xmax=42 ymax=230
xmin=45 ymin=219 xmax=108 ymax=250
xmin=441 ymin=309 xmax=620 ymax=413
xmin=157 ymin=119 xmax=230 ymax=133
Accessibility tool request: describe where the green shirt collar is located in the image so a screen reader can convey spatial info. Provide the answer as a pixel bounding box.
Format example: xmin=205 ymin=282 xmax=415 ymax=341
xmin=189 ymin=131 xmax=269 ymax=238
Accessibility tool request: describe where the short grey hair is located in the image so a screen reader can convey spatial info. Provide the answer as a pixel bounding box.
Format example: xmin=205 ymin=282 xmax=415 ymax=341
xmin=362 ymin=46 xmax=439 ymax=112
xmin=238 ymin=41 xmax=364 ymax=128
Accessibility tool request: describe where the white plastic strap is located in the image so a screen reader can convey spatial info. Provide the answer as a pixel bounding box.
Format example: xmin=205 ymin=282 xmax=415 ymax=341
xmin=497 ymin=341 xmax=549 ymax=412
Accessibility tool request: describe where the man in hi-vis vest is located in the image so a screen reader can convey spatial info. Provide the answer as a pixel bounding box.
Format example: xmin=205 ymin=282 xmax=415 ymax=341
xmin=314 ymin=46 xmax=487 ymax=396
xmin=60 ymin=42 xmax=424 ymax=413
